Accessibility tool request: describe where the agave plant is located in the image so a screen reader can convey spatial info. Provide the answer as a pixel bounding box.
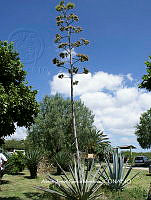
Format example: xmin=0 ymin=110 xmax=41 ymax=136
xmin=25 ymin=149 xmax=42 ymax=179
xmin=35 ymin=158 xmax=104 ymax=200
xmin=100 ymin=149 xmax=139 ymax=191
xmin=53 ymin=151 xmax=72 ymax=175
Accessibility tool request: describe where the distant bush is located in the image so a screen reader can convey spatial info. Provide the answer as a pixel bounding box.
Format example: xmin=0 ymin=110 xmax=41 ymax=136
xmin=3 ymin=139 xmax=26 ymax=151
xmin=5 ymin=152 xmax=26 ymax=175
xmin=122 ymin=151 xmax=151 ymax=161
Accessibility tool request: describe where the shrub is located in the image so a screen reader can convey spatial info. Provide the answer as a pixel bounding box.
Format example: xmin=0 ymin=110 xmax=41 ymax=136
xmin=5 ymin=151 xmax=26 ymax=175
xmin=121 ymin=151 xmax=151 ymax=162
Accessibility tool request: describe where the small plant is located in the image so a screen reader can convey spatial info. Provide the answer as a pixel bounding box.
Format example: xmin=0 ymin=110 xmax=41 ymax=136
xmin=36 ymin=158 xmax=104 ymax=200
xmin=25 ymin=149 xmax=42 ymax=178
xmin=100 ymin=149 xmax=139 ymax=191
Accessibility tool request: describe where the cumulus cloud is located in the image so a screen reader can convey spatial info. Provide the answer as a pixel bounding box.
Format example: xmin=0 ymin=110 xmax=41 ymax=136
xmin=50 ymin=71 xmax=151 ymax=149
xmin=6 ymin=126 xmax=27 ymax=140
xmin=51 ymin=71 xmax=124 ymax=96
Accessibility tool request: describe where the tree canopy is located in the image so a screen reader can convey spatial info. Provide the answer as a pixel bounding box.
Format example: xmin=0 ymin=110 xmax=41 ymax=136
xmin=27 ymin=94 xmax=109 ymax=156
xmin=0 ymin=41 xmax=39 ymax=138
xmin=136 ymin=56 xmax=151 ymax=149
xmin=135 ymin=108 xmax=151 ymax=149
xmin=139 ymin=56 xmax=151 ymax=91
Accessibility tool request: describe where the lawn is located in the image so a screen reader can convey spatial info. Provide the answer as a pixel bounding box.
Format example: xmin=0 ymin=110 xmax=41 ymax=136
xmin=0 ymin=168 xmax=150 ymax=200
xmin=0 ymin=169 xmax=50 ymax=200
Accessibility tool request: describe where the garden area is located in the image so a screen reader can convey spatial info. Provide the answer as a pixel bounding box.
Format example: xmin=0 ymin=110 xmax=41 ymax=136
xmin=0 ymin=145 xmax=151 ymax=200
xmin=0 ymin=166 xmax=150 ymax=200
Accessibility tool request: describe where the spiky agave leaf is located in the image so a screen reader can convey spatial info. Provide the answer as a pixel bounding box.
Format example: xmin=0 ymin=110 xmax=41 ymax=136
xmin=99 ymin=150 xmax=139 ymax=191
xmin=35 ymin=158 xmax=103 ymax=200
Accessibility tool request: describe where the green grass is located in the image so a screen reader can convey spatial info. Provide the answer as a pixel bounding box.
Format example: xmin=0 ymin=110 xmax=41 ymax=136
xmin=0 ymin=168 xmax=150 ymax=200
xmin=0 ymin=169 xmax=50 ymax=200
xmin=100 ymin=168 xmax=150 ymax=200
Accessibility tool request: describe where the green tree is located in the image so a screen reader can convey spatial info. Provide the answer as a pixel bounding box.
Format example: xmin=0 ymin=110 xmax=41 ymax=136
xmin=52 ymin=1 xmax=90 ymax=160
xmin=135 ymin=108 xmax=151 ymax=149
xmin=139 ymin=56 xmax=151 ymax=91
xmin=0 ymin=41 xmax=39 ymax=138
xmin=27 ymin=94 xmax=97 ymax=155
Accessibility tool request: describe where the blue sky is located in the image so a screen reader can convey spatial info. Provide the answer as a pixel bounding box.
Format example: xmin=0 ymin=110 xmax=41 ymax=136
xmin=1 ymin=0 xmax=151 ymax=151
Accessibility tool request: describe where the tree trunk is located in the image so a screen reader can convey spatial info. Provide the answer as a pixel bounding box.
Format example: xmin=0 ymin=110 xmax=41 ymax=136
xmin=29 ymin=166 xmax=37 ymax=179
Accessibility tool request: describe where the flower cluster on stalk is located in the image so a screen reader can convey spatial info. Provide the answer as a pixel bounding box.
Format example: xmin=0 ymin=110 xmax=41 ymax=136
xmin=52 ymin=0 xmax=90 ymax=82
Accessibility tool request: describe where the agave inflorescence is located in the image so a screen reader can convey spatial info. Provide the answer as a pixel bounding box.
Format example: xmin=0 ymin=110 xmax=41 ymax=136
xmin=100 ymin=149 xmax=139 ymax=191
xmin=35 ymin=158 xmax=104 ymax=200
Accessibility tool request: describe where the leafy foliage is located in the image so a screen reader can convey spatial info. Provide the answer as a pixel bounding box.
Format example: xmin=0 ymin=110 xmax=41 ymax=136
xmin=27 ymin=94 xmax=101 ymax=156
xmin=100 ymin=150 xmax=139 ymax=191
xmin=3 ymin=139 xmax=26 ymax=151
xmin=139 ymin=56 xmax=151 ymax=91
xmin=122 ymin=151 xmax=151 ymax=160
xmin=135 ymin=108 xmax=151 ymax=149
xmin=82 ymin=130 xmax=110 ymax=154
xmin=0 ymin=41 xmax=39 ymax=137
xmin=5 ymin=152 xmax=25 ymax=175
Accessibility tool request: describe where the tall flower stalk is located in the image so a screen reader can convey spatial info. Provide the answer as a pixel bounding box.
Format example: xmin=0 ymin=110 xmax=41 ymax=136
xmin=52 ymin=1 xmax=90 ymax=161
xmin=35 ymin=2 xmax=104 ymax=199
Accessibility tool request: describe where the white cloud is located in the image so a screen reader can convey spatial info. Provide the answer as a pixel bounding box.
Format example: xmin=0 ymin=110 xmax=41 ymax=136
xmin=127 ymin=73 xmax=133 ymax=81
xmin=50 ymin=71 xmax=151 ymax=150
xmin=116 ymin=87 xmax=139 ymax=105
xmin=120 ymin=136 xmax=134 ymax=144
xmin=6 ymin=126 xmax=27 ymax=140
xmin=51 ymin=71 xmax=124 ymax=96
